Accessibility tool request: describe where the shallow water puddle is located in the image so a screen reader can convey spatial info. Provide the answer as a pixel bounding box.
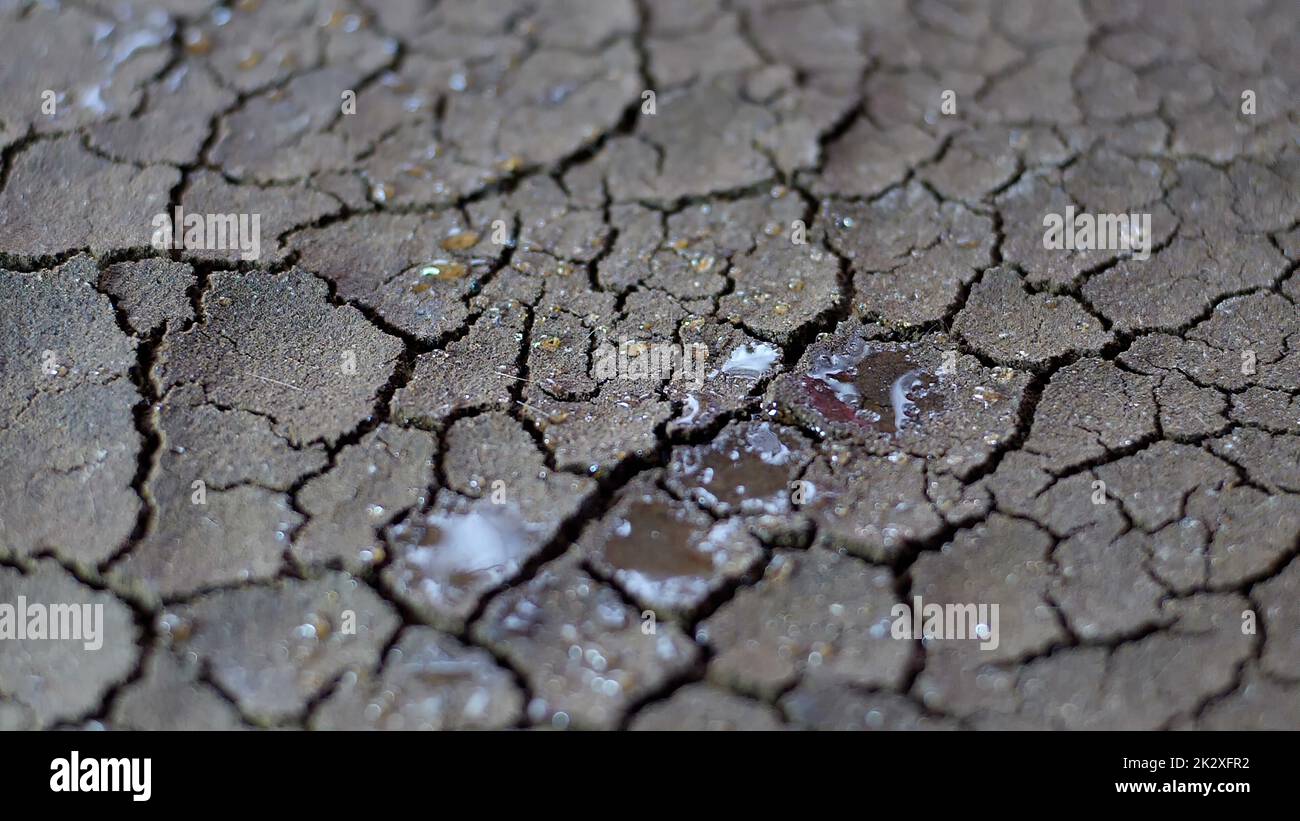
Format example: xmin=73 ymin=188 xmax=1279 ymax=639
xmin=803 ymin=342 xmax=942 ymax=434
xmin=601 ymin=502 xmax=716 ymax=580
xmin=721 ymin=342 xmax=780 ymax=378
xmin=389 ymin=505 xmax=536 ymax=615
xmin=683 ymin=424 xmax=796 ymax=514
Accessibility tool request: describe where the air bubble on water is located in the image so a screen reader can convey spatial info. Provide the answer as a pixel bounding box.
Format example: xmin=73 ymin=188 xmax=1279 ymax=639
xmin=526 ymin=698 xmax=549 ymax=723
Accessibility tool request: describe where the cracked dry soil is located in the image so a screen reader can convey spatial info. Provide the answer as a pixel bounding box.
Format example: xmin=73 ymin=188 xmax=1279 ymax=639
xmin=0 ymin=0 xmax=1297 ymax=731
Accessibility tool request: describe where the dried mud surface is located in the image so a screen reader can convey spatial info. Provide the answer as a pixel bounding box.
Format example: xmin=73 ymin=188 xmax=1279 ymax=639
xmin=0 ymin=0 xmax=1297 ymax=730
